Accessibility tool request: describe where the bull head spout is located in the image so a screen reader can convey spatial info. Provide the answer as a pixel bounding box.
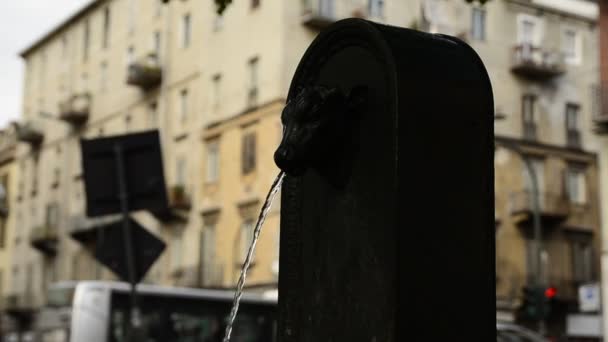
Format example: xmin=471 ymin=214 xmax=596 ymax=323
xmin=274 ymin=85 xmax=366 ymax=188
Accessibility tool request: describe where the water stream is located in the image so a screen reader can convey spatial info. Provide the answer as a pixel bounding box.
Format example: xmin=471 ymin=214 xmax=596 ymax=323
xmin=222 ymin=171 xmax=286 ymax=342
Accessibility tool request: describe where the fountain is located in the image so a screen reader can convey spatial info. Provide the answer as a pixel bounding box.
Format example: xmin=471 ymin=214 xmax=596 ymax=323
xmin=274 ymin=18 xmax=495 ymax=341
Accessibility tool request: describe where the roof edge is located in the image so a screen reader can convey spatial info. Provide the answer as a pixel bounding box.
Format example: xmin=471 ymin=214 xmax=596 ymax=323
xmin=19 ymin=0 xmax=104 ymax=58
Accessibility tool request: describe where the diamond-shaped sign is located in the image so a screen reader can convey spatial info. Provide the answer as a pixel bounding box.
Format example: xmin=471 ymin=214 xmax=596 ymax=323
xmin=94 ymin=217 xmax=165 ymax=283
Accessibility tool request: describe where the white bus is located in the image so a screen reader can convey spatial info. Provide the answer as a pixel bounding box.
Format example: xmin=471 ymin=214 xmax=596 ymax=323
xmin=11 ymin=281 xmax=277 ymax=342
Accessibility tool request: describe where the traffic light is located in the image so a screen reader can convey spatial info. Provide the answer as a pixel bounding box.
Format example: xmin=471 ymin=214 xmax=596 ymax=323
xmin=520 ymin=285 xmax=557 ymax=321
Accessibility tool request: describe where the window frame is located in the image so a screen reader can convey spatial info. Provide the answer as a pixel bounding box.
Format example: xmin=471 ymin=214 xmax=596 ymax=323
xmin=181 ymin=13 xmax=192 ymax=48
xmin=241 ymin=131 xmax=257 ymax=175
xmin=206 ymin=139 xmax=220 ymax=183
xmin=471 ymin=7 xmax=486 ymax=41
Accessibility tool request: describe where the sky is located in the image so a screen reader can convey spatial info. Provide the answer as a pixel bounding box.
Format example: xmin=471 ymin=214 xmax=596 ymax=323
xmin=0 ymin=0 xmax=89 ymax=127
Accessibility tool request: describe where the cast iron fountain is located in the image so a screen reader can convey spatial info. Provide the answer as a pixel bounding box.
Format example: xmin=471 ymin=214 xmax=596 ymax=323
xmin=227 ymin=18 xmax=494 ymax=342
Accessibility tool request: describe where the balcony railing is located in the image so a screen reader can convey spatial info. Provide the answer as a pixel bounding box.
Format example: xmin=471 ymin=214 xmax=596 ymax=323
xmin=30 ymin=225 xmax=59 ymax=256
xmin=3 ymin=294 xmax=35 ymax=315
xmin=509 ymin=191 xmax=570 ymax=222
xmin=13 ymin=121 xmax=44 ymax=146
xmin=301 ymin=0 xmax=336 ymax=29
xmin=511 ymin=43 xmax=565 ymax=80
xmin=59 ymin=93 xmax=91 ymax=125
xmin=566 ymin=130 xmax=581 ymax=149
xmin=127 ymin=53 xmax=162 ymax=90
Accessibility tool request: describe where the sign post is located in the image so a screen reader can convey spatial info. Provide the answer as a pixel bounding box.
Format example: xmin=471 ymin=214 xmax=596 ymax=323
xmin=81 ymin=130 xmax=168 ymax=342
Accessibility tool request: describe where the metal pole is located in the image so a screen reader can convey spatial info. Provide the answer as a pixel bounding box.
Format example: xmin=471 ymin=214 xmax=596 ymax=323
xmin=114 ymin=143 xmax=140 ymax=341
xmin=499 ymin=140 xmax=546 ymax=335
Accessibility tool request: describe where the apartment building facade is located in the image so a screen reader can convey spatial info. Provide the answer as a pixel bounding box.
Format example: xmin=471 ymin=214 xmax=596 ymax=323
xmin=3 ymin=0 xmax=603 ymax=339
xmin=458 ymin=0 xmax=601 ymax=339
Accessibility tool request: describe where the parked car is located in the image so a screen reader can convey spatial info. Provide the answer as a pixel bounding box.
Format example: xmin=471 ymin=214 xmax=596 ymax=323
xmin=497 ymin=322 xmax=546 ymax=341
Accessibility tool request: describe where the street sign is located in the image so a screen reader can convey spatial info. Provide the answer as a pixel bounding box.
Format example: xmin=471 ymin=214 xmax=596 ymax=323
xmin=579 ymin=283 xmax=601 ymax=312
xmin=80 ymin=130 xmax=168 ymax=217
xmin=94 ymin=217 xmax=166 ymax=283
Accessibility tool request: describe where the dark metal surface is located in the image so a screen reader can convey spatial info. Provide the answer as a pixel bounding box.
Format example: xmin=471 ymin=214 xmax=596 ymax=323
xmin=80 ymin=130 xmax=168 ymax=217
xmin=276 ymin=18 xmax=494 ymax=341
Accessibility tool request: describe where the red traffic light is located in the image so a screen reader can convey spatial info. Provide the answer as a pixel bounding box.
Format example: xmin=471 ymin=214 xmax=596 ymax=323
xmin=545 ymin=287 xmax=557 ymax=299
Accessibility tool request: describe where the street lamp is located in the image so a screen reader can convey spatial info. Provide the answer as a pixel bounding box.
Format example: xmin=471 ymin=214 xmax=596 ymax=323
xmin=495 ymin=116 xmax=545 ymax=334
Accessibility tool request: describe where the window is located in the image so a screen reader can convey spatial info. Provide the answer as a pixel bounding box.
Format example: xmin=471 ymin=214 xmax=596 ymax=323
xmin=522 ymin=95 xmax=536 ymax=140
xmin=126 ymin=46 xmax=135 ymax=66
xmin=201 ymin=224 xmax=216 ymax=266
xmin=148 ymin=101 xmax=158 ymax=128
xmin=0 ymin=217 xmax=6 ymax=248
xmin=212 ymin=74 xmax=221 ymax=110
xmin=81 ymin=72 xmax=88 ymax=92
xmin=566 ymin=168 xmax=586 ymax=205
xmin=319 ymin=0 xmax=335 ymax=18
xmin=179 ymin=89 xmax=188 ymax=124
xmin=83 ymin=19 xmax=90 ymax=61
xmin=206 ymin=140 xmax=219 ymax=183
xmin=471 ymin=7 xmax=486 ymax=41
xmin=241 ymin=132 xmax=257 ymax=174
xmin=61 ymin=35 xmax=68 ymax=58
xmin=102 ymin=7 xmax=111 ymax=49
xmin=31 ymin=158 xmax=39 ymax=197
xmin=100 ymin=61 xmax=108 ymax=91
xmin=171 ymin=231 xmax=183 ymax=272
xmin=251 ymin=0 xmax=261 ymax=9
xmin=248 ymin=57 xmax=259 ymax=108
xmin=368 ymin=0 xmax=384 ymax=18
xmin=52 ymin=168 xmax=60 ymax=188
xmin=521 ymin=19 xmax=535 ymax=44
xmin=563 ymin=28 xmax=581 ymax=64
xmin=565 ymin=103 xmax=580 ymax=148
xmin=128 ymin=0 xmax=136 ymax=34
xmin=46 ymin=203 xmax=59 ymax=227
xmin=153 ymin=31 xmax=161 ymax=58
xmin=572 ymin=239 xmax=593 ymax=283
xmin=181 ymin=14 xmax=191 ymax=48
xmin=125 ymin=114 xmax=132 ymax=132
xmin=176 ymin=158 xmax=186 ymax=186
xmin=240 ymin=220 xmax=255 ymax=261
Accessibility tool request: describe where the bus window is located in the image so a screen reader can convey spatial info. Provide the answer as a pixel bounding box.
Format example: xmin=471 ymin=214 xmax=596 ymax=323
xmin=109 ymin=292 xmax=275 ymax=342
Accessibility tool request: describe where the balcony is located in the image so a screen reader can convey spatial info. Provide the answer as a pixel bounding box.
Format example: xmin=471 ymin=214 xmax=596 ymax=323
xmin=13 ymin=121 xmax=44 ymax=146
xmin=3 ymin=294 xmax=35 ymax=317
xmin=127 ymin=53 xmax=162 ymax=90
xmin=510 ymin=191 xmax=570 ymax=225
xmin=592 ymin=83 xmax=608 ymax=134
xmin=566 ymin=130 xmax=581 ymax=149
xmin=30 ymin=225 xmax=59 ymax=256
xmin=59 ymin=93 xmax=91 ymax=125
xmin=68 ymin=214 xmax=121 ymax=247
xmin=301 ymin=0 xmax=336 ymax=29
xmin=511 ymin=44 xmax=565 ymax=80
xmin=152 ymin=185 xmax=191 ymax=222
